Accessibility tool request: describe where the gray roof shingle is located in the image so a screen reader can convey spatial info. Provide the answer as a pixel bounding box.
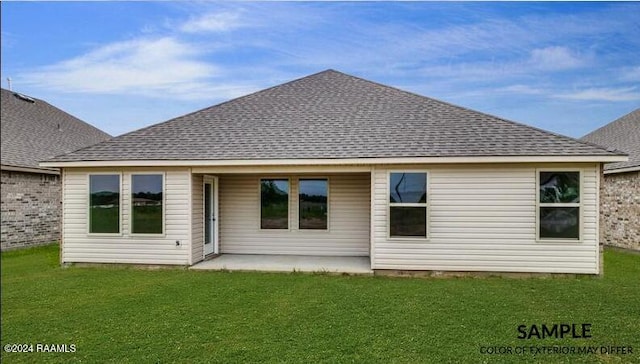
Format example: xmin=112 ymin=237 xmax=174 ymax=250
xmin=1 ymin=88 xmax=111 ymax=170
xmin=47 ymin=70 xmax=622 ymax=163
xmin=581 ymin=109 xmax=640 ymax=172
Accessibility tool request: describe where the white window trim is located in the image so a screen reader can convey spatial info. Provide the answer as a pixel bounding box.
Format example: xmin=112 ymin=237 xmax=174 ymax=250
xmin=298 ymin=177 xmax=330 ymax=232
xmin=130 ymin=172 xmax=166 ymax=237
xmin=258 ymin=177 xmax=291 ymax=231
xmin=87 ymin=172 xmax=123 ymax=237
xmin=535 ymin=168 xmax=583 ymax=243
xmin=387 ymin=170 xmax=430 ymax=241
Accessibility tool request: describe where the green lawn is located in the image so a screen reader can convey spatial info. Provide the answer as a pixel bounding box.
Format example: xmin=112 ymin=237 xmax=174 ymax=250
xmin=1 ymin=245 xmax=638 ymax=363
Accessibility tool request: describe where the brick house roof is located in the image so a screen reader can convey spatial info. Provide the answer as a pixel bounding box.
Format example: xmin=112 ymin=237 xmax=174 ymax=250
xmin=1 ymin=88 xmax=111 ymax=171
xmin=581 ymin=109 xmax=640 ymax=172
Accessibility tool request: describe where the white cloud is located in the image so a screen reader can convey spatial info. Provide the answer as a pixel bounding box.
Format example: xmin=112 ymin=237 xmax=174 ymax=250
xmin=409 ymin=19 xmax=528 ymax=57
xmin=415 ymin=46 xmax=585 ymax=84
xmin=497 ymin=84 xmax=546 ymax=95
xmin=365 ymin=7 xmax=631 ymax=66
xmin=529 ymin=46 xmax=584 ymax=71
xmin=12 ymin=2 xmax=640 ymax=117
xmin=0 ymin=31 xmax=16 ymax=56
xmin=412 ymin=61 xmax=533 ymax=84
xmin=555 ymin=87 xmax=640 ymax=102
xmin=20 ymin=37 xmax=221 ymax=99
xmin=179 ymin=11 xmax=243 ymax=33
xmin=619 ymin=66 xmax=640 ymax=82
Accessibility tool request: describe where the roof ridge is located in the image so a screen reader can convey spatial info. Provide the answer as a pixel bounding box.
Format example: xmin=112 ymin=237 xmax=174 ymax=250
xmin=1 ymin=87 xmax=111 ymax=139
xmin=46 ymin=70 xmax=340 ymax=161
xmin=39 ymin=99 xmax=112 ymax=138
xmin=579 ymin=108 xmax=638 ymax=172
xmin=331 ymin=71 xmax=620 ymax=156
xmin=100 ymin=69 xmax=337 ymax=141
xmin=41 ymin=70 xmax=627 ymax=163
xmin=581 ymin=108 xmax=640 ymax=139
xmin=2 ymin=88 xmax=112 ymax=168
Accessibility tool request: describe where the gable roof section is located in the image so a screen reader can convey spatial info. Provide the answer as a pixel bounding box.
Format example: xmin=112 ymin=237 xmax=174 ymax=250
xmin=44 ymin=70 xmax=624 ymax=166
xmin=1 ymin=88 xmax=111 ymax=172
xmin=581 ymin=109 xmax=640 ymax=173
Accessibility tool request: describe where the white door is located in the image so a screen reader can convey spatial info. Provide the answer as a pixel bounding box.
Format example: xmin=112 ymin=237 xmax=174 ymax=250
xmin=203 ymin=177 xmax=218 ymax=256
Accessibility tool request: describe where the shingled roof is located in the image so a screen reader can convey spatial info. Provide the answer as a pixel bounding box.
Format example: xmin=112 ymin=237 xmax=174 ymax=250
xmin=581 ymin=109 xmax=640 ymax=172
xmin=46 ymin=70 xmax=622 ymax=164
xmin=1 ymin=88 xmax=111 ymax=171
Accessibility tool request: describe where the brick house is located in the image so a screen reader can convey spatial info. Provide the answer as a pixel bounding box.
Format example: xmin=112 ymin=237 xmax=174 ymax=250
xmin=582 ymin=109 xmax=639 ymax=251
xmin=1 ymin=88 xmax=111 ymax=250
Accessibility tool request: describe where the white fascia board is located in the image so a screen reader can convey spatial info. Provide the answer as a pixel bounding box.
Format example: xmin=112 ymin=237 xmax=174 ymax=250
xmin=40 ymin=155 xmax=629 ymax=168
xmin=603 ymin=165 xmax=640 ymax=174
xmin=1 ymin=164 xmax=60 ymax=175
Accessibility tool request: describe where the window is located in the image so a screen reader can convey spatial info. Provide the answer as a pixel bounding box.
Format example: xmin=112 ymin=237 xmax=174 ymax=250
xmin=389 ymin=172 xmax=428 ymax=238
xmin=538 ymin=171 xmax=580 ymax=240
xmin=41 ymin=174 xmax=58 ymax=183
xmin=89 ymin=174 xmax=120 ymax=234
xmin=299 ymin=179 xmax=328 ymax=230
xmin=261 ymin=179 xmax=289 ymax=229
xmin=131 ymin=174 xmax=164 ymax=234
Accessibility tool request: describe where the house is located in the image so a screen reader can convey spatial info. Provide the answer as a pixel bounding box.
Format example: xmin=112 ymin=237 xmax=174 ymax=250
xmin=40 ymin=70 xmax=627 ymax=274
xmin=581 ymin=109 xmax=639 ymax=251
xmin=1 ymin=88 xmax=111 ymax=250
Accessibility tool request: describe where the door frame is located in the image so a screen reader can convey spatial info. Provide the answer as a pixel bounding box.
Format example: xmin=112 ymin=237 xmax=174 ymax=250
xmin=203 ymin=175 xmax=219 ymax=257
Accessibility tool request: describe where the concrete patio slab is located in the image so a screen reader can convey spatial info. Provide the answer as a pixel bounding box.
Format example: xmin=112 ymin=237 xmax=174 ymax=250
xmin=190 ymin=254 xmax=372 ymax=274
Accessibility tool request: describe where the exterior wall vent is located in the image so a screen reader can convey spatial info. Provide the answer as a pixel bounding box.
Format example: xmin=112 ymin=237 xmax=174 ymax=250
xmin=13 ymin=92 xmax=36 ymax=103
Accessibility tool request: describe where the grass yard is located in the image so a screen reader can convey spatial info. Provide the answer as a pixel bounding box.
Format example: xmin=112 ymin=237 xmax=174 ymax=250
xmin=1 ymin=245 xmax=639 ymax=363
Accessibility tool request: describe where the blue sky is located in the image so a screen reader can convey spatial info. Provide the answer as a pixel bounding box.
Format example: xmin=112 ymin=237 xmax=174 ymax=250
xmin=2 ymin=2 xmax=639 ymax=138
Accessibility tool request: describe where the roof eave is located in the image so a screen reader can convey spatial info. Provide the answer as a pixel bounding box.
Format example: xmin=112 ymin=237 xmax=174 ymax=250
xmin=603 ymin=165 xmax=640 ymax=174
xmin=2 ymin=164 xmax=60 ymax=175
xmin=40 ymin=155 xmax=629 ymax=168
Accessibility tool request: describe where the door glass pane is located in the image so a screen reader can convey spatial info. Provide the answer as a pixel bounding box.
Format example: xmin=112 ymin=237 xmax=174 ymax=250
xmin=131 ymin=174 xmax=163 ymax=234
xmin=539 ymin=172 xmax=580 ymax=203
xmin=299 ymin=179 xmax=328 ymax=230
xmin=89 ymin=175 xmax=120 ymax=233
xmin=390 ymin=173 xmax=426 ymax=203
xmin=390 ymin=207 xmax=427 ymax=237
xmin=539 ymin=207 xmax=579 ymax=239
xmin=204 ymin=183 xmax=211 ymax=245
xmin=261 ymin=179 xmax=289 ymax=229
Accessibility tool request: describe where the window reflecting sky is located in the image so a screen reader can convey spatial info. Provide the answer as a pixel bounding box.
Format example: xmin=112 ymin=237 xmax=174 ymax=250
xmin=390 ymin=173 xmax=426 ymax=203
xmin=90 ymin=175 xmax=119 ymax=193
xmin=299 ymin=179 xmax=327 ymax=197
xmin=132 ymin=175 xmax=163 ymax=194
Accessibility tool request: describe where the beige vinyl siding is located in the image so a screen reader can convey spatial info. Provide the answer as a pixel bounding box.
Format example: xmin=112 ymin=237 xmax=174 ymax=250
xmin=372 ymin=163 xmax=600 ymax=274
xmin=220 ymin=173 xmax=370 ymax=256
xmin=61 ymin=167 xmax=191 ymax=265
xmin=191 ymin=174 xmax=204 ymax=264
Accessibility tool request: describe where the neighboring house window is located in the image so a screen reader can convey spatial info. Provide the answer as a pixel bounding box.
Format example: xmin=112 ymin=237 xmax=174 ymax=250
xmin=41 ymin=174 xmax=58 ymax=182
xmin=131 ymin=174 xmax=164 ymax=234
xmin=261 ymin=179 xmax=289 ymax=229
xmin=89 ymin=174 xmax=120 ymax=234
xmin=538 ymin=171 xmax=580 ymax=240
xmin=389 ymin=172 xmax=428 ymax=238
xmin=299 ymin=179 xmax=328 ymax=230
